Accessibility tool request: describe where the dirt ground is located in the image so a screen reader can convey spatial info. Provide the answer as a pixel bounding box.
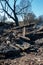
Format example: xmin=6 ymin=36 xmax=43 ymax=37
xmin=0 ymin=51 xmax=43 ymax=65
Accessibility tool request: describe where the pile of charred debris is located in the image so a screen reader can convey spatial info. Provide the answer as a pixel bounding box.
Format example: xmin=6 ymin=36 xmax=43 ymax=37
xmin=0 ymin=22 xmax=43 ymax=59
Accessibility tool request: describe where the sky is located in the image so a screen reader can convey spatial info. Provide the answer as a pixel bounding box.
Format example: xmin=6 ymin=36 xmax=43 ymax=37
xmin=32 ymin=0 xmax=43 ymax=17
xmin=0 ymin=0 xmax=43 ymax=21
xmin=9 ymin=0 xmax=43 ymax=20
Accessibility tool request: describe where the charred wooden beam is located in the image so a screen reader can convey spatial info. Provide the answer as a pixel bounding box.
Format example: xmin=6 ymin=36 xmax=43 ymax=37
xmin=26 ymin=32 xmax=43 ymax=41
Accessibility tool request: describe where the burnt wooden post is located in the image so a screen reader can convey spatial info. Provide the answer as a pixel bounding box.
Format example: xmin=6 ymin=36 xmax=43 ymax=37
xmin=23 ymin=26 xmax=25 ymax=37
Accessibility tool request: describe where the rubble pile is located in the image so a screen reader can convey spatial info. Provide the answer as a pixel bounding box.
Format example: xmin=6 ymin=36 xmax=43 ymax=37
xmin=0 ymin=23 xmax=43 ymax=58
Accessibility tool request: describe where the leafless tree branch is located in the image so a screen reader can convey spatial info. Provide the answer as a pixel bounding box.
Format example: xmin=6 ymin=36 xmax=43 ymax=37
xmin=0 ymin=1 xmax=15 ymax=21
xmin=16 ymin=4 xmax=30 ymax=14
xmin=4 ymin=0 xmax=14 ymax=12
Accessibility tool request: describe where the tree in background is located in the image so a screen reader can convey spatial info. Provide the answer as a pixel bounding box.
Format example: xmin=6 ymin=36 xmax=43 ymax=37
xmin=23 ymin=12 xmax=36 ymax=24
xmin=0 ymin=0 xmax=32 ymax=26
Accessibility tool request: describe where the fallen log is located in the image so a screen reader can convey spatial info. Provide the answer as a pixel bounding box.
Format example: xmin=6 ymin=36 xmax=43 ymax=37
xmin=26 ymin=32 xmax=43 ymax=41
xmin=10 ymin=44 xmax=24 ymax=51
xmin=10 ymin=43 xmax=30 ymax=51
xmin=19 ymin=36 xmax=30 ymax=43
xmin=36 ymin=31 xmax=43 ymax=34
xmin=36 ymin=26 xmax=43 ymax=32
xmin=12 ymin=23 xmax=35 ymax=30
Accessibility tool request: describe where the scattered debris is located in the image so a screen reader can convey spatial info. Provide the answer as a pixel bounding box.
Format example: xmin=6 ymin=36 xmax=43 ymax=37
xmin=0 ymin=23 xmax=43 ymax=65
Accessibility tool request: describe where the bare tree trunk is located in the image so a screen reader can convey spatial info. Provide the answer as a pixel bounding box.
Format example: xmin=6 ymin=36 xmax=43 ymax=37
xmin=14 ymin=14 xmax=19 ymax=26
xmin=14 ymin=1 xmax=19 ymax=26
